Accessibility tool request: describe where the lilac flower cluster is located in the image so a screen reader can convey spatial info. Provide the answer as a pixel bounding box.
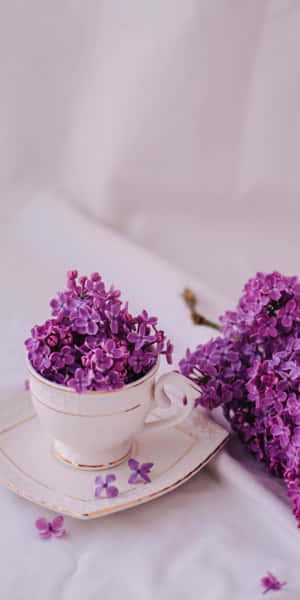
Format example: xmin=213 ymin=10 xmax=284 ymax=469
xmin=25 ymin=271 xmax=173 ymax=393
xmin=179 ymin=272 xmax=300 ymax=527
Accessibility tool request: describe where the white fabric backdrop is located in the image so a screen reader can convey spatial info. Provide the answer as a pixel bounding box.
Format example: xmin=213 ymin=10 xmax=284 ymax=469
xmin=1 ymin=0 xmax=300 ymax=299
xmin=1 ymin=196 xmax=300 ymax=599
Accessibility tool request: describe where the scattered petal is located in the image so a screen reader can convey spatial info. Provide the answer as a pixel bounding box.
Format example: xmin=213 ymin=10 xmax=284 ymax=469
xmin=106 ymin=485 xmax=119 ymax=498
xmin=128 ymin=472 xmax=138 ymax=485
xmin=35 ymin=518 xmax=49 ymax=532
xmin=51 ymin=516 xmax=64 ymax=532
xmin=95 ymin=475 xmax=104 ymax=486
xmin=128 ymin=458 xmax=140 ymax=471
xmin=94 ymin=473 xmax=119 ymax=498
xmin=261 ymin=572 xmax=286 ymax=594
xmin=35 ymin=515 xmax=66 ymax=539
xmin=94 ymin=486 xmax=103 ymax=498
xmin=127 ymin=459 xmax=154 ymax=484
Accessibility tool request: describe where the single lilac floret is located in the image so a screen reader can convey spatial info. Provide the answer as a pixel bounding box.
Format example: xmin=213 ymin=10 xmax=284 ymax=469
xmin=128 ymin=459 xmax=154 ymax=484
xmin=94 ymin=474 xmax=119 ymax=498
xmin=261 ymin=572 xmax=286 ymax=594
xmin=35 ymin=516 xmax=66 ymax=539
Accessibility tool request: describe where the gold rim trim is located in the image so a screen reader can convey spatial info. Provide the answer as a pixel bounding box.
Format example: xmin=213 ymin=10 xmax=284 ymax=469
xmin=27 ymin=360 xmax=159 ymax=394
xmin=0 ymin=436 xmax=229 ymax=518
xmin=53 ymin=445 xmax=132 ymax=469
xmin=0 ymin=403 xmax=230 ymax=517
xmin=0 ymin=446 xmax=91 ymax=502
xmin=0 ymin=420 xmax=197 ymax=502
xmin=32 ymin=393 xmax=141 ymax=418
xmin=0 ymin=415 xmax=35 ymax=436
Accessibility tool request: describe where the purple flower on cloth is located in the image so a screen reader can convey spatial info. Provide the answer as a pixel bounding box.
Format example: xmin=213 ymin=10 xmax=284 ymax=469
xmin=94 ymin=474 xmax=119 ymax=498
xmin=271 ymin=418 xmax=290 ymax=449
xmin=179 ymin=271 xmax=300 ymax=528
xmin=261 ymin=572 xmax=286 ymax=594
xmin=179 ymin=348 xmax=197 ymax=376
xmin=35 ymin=516 xmax=66 ymax=539
xmin=279 ymin=298 xmax=300 ymax=330
xmin=128 ymin=459 xmax=154 ymax=484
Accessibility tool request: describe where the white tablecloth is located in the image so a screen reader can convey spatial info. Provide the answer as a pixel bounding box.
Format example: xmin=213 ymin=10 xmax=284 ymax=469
xmin=0 ymin=195 xmax=299 ymax=599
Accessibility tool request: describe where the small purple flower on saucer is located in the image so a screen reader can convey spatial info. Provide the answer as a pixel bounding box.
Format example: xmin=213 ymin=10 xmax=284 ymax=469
xmin=35 ymin=516 xmax=66 ymax=539
xmin=261 ymin=572 xmax=286 ymax=594
xmin=95 ymin=474 xmax=119 ymax=498
xmin=128 ymin=459 xmax=154 ymax=484
xmin=24 ymin=379 xmax=30 ymax=391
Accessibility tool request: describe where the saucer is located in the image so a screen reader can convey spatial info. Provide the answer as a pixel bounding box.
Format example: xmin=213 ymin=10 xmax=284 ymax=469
xmin=0 ymin=391 xmax=229 ymax=519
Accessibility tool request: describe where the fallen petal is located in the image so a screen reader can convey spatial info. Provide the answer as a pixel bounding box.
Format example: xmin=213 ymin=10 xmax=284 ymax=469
xmin=94 ymin=486 xmax=103 ymax=498
xmin=128 ymin=472 xmax=138 ymax=485
xmin=140 ymin=462 xmax=154 ymax=473
xmin=39 ymin=530 xmax=52 ymax=539
xmin=52 ymin=528 xmax=66 ymax=538
xmin=35 ymin=518 xmax=49 ymax=532
xmin=105 ymin=474 xmax=116 ymax=484
xmin=128 ymin=458 xmax=139 ymax=471
xmin=107 ymin=486 xmax=119 ymax=498
xmin=95 ymin=475 xmax=104 ymax=486
xmin=51 ymin=516 xmax=64 ymax=531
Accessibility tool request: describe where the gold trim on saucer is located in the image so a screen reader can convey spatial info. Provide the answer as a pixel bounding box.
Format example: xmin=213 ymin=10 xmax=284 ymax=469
xmin=0 ymin=422 xmax=197 ymax=501
xmin=52 ymin=445 xmax=132 ymax=469
xmin=0 ymin=415 xmax=35 ymax=436
xmin=0 ymin=405 xmax=230 ymax=518
xmin=0 ymin=437 xmax=229 ymax=518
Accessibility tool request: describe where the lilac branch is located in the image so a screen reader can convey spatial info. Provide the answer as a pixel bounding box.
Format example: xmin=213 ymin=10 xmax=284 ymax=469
xmin=182 ymin=288 xmax=220 ymax=331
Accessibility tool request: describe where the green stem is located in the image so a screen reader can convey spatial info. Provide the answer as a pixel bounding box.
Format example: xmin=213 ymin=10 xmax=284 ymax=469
xmin=182 ymin=288 xmax=220 ymax=331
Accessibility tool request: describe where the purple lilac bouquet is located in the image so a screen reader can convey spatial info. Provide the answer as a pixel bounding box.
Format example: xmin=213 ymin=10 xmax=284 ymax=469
xmin=25 ymin=270 xmax=173 ymax=393
xmin=180 ymin=272 xmax=300 ymax=527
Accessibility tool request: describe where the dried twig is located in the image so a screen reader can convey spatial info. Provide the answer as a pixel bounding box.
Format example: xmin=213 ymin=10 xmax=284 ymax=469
xmin=182 ymin=288 xmax=220 ymax=330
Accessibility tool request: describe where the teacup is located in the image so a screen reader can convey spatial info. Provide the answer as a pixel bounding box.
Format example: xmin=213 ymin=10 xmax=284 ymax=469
xmin=27 ymin=359 xmax=201 ymax=470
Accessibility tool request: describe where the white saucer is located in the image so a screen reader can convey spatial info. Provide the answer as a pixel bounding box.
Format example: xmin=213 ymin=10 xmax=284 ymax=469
xmin=0 ymin=391 xmax=229 ymax=519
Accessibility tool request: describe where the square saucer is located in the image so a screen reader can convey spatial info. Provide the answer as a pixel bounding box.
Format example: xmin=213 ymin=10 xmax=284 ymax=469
xmin=0 ymin=391 xmax=229 ymax=519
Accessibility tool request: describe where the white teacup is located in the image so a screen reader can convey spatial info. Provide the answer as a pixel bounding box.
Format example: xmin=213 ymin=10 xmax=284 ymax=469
xmin=27 ymin=360 xmax=201 ymax=470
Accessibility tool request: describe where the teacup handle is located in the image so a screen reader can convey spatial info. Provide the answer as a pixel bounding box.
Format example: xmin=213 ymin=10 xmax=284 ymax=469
xmin=144 ymin=371 xmax=201 ymax=434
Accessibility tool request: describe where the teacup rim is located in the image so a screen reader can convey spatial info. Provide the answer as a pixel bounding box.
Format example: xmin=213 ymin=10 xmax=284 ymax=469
xmin=26 ymin=356 xmax=160 ymax=395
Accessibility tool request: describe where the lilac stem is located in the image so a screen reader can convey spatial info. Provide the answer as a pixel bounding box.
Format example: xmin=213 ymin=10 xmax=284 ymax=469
xmin=182 ymin=288 xmax=220 ymax=331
